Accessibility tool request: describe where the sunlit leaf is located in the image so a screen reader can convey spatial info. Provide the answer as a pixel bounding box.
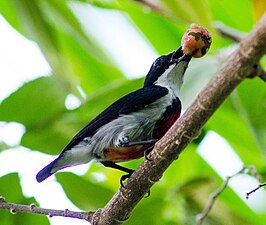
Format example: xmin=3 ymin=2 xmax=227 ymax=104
xmin=56 ymin=172 xmax=114 ymax=210
xmin=208 ymin=0 xmax=254 ymax=31
xmin=162 ymin=0 xmax=213 ymax=29
xmin=0 ymin=76 xmax=68 ymax=128
xmin=0 ymin=0 xmax=24 ymax=35
xmin=91 ymin=0 xmax=185 ymax=54
xmin=124 ymin=195 xmax=164 ymax=225
xmin=232 ymin=78 xmax=266 ymax=156
xmin=0 ymin=173 xmax=49 ymax=225
xmin=205 ymin=99 xmax=264 ymax=167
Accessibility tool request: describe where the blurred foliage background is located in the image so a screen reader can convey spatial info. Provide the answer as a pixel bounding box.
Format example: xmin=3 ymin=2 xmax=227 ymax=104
xmin=0 ymin=0 xmax=266 ymax=225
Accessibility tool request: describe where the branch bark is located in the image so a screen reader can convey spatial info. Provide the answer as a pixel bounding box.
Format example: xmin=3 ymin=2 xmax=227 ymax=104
xmin=92 ymin=12 xmax=266 ymax=225
xmin=214 ymin=22 xmax=266 ymax=82
xmin=0 ymin=196 xmax=94 ymax=222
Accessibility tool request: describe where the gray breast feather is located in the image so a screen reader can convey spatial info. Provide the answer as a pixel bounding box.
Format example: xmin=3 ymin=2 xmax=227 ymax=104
xmin=91 ymin=94 xmax=172 ymax=159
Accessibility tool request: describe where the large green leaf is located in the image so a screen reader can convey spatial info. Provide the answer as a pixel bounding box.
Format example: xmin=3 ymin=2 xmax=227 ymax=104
xmin=124 ymin=195 xmax=164 ymax=225
xmin=91 ymin=0 xmax=185 ymax=54
xmin=208 ymin=0 xmax=254 ymax=31
xmin=56 ymin=172 xmax=114 ymax=210
xmin=10 ymin=0 xmax=68 ymax=79
xmin=162 ymin=0 xmax=213 ymax=29
xmin=0 ymin=173 xmax=49 ymax=225
xmin=0 ymin=0 xmax=124 ymax=96
xmin=58 ymin=32 xmax=124 ymax=94
xmin=0 ymin=76 xmax=68 ymax=128
xmin=205 ymin=99 xmax=264 ymax=167
xmin=40 ymin=0 xmax=125 ymax=94
xmin=234 ymin=78 xmax=266 ymax=154
xmin=21 ymin=119 xmax=73 ymax=155
xmin=0 ymin=1 xmax=23 ymax=35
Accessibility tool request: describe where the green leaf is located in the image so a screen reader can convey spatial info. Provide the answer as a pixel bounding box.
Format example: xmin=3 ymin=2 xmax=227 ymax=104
xmin=0 ymin=173 xmax=23 ymax=202
xmin=40 ymin=0 xmax=125 ymax=94
xmin=205 ymin=99 xmax=264 ymax=167
xmin=232 ymin=78 xmax=266 ymax=158
xmin=124 ymin=195 xmax=164 ymax=225
xmin=0 ymin=173 xmax=49 ymax=225
xmin=9 ymin=0 xmax=67 ymax=78
xmin=90 ymin=0 xmax=185 ymax=54
xmin=0 ymin=0 xmax=24 ymax=35
xmin=58 ymin=32 xmax=124 ymax=94
xmin=0 ymin=76 xmax=68 ymax=128
xmin=21 ymin=119 xmax=72 ymax=155
xmin=208 ymin=0 xmax=254 ymax=32
xmin=56 ymin=172 xmax=114 ymax=210
xmin=119 ymin=1 xmax=185 ymax=54
xmin=162 ymin=0 xmax=213 ymax=29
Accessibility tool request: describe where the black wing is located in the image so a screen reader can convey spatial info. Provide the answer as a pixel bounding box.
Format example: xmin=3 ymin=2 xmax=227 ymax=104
xmin=62 ymin=86 xmax=168 ymax=152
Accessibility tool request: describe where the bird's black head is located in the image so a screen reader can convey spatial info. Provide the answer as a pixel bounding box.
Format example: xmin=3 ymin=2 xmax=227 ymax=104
xmin=144 ymin=47 xmax=192 ymax=87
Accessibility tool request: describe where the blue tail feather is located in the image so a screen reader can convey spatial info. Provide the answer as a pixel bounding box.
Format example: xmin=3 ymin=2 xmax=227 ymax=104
xmin=36 ymin=159 xmax=58 ymax=182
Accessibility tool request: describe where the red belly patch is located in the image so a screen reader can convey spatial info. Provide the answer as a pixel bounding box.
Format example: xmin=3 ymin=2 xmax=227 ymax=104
xmin=104 ymin=145 xmax=148 ymax=161
xmin=153 ymin=111 xmax=180 ymax=139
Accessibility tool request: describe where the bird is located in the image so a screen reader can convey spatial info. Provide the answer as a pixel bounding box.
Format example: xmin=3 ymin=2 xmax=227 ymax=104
xmin=36 ymin=47 xmax=194 ymax=184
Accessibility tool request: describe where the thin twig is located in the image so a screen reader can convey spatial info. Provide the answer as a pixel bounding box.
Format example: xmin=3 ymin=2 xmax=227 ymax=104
xmin=213 ymin=22 xmax=246 ymax=42
xmin=0 ymin=196 xmax=94 ymax=222
xmin=246 ymin=183 xmax=266 ymax=199
xmin=134 ymin=0 xmax=164 ymax=13
xmin=196 ymin=166 xmax=260 ymax=225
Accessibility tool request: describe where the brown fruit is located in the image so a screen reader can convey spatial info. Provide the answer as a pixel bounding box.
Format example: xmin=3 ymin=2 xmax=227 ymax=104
xmin=181 ymin=23 xmax=212 ymax=58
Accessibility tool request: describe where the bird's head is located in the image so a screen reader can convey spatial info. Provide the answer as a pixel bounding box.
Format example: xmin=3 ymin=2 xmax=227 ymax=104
xmin=144 ymin=47 xmax=193 ymax=95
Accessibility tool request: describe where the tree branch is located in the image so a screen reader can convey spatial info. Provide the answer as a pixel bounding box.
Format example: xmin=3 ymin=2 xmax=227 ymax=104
xmin=91 ymin=13 xmax=266 ymax=225
xmin=0 ymin=196 xmax=94 ymax=222
xmin=214 ymin=22 xmax=266 ymax=82
xmin=196 ymin=166 xmax=261 ymax=225
xmin=246 ymin=183 xmax=266 ymax=199
xmin=213 ymin=22 xmax=246 ymax=42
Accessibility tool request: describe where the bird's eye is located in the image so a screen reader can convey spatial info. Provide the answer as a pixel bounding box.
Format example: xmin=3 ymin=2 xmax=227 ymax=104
xmin=153 ymin=57 xmax=163 ymax=68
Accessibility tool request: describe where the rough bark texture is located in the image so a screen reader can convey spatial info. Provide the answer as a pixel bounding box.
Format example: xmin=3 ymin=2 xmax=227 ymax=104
xmin=92 ymin=13 xmax=266 ymax=225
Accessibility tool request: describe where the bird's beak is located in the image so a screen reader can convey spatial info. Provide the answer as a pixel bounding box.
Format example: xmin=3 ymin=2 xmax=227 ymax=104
xmin=170 ymin=47 xmax=193 ymax=64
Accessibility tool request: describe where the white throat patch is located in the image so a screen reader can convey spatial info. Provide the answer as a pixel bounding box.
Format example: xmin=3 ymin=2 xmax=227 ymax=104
xmin=155 ymin=61 xmax=188 ymax=97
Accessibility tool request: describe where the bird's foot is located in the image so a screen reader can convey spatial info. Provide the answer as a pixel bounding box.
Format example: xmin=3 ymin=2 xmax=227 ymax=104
xmin=145 ymin=190 xmax=151 ymax=198
xmin=144 ymin=146 xmax=154 ymax=161
xmin=120 ymin=170 xmax=134 ymax=188
xmin=120 ymin=171 xmax=151 ymax=197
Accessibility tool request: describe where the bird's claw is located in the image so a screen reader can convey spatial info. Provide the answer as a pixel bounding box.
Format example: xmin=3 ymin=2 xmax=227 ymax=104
xmin=120 ymin=171 xmax=151 ymax=197
xmin=144 ymin=189 xmax=151 ymax=198
xmin=120 ymin=172 xmax=133 ymax=188
xmin=144 ymin=146 xmax=154 ymax=161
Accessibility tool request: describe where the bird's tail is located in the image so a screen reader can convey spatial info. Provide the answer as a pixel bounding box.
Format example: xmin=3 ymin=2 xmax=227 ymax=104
xmin=36 ymin=158 xmax=61 ymax=182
